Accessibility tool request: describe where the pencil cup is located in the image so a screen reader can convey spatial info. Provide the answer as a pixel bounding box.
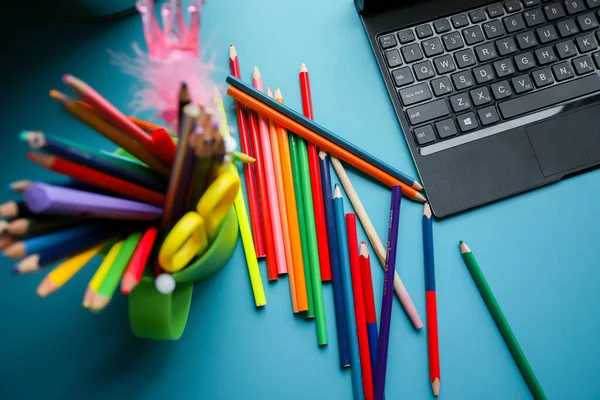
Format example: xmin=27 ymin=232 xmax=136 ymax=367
xmin=128 ymin=207 xmax=238 ymax=340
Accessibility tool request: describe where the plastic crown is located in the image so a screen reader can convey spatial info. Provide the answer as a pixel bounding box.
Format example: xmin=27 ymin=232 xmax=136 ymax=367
xmin=136 ymin=0 xmax=204 ymax=62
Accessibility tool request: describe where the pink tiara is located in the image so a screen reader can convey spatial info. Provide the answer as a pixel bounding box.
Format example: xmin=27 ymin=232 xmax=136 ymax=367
xmin=136 ymin=0 xmax=204 ymax=62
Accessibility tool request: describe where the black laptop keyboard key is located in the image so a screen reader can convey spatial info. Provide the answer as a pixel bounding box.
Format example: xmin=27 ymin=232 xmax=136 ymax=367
xmin=478 ymin=106 xmax=501 ymax=125
xmin=416 ymin=24 xmax=434 ymax=39
xmin=452 ymin=14 xmax=470 ymax=28
xmin=524 ymin=9 xmax=545 ymax=26
xmin=406 ymin=99 xmax=450 ymax=124
xmin=535 ymin=45 xmax=558 ymax=63
xmin=532 ymin=67 xmax=555 ymax=85
xmin=487 ymin=4 xmax=505 ymax=17
xmin=524 ymin=0 xmax=540 ymax=6
xmin=442 ymin=32 xmax=465 ymax=51
xmin=436 ymin=118 xmax=459 ymax=138
xmin=452 ymin=70 xmax=475 ymax=90
xmin=499 ymin=73 xmax=600 ymax=118
xmin=455 ymin=48 xmax=477 ymax=68
xmin=457 ymin=112 xmax=479 ymax=132
xmin=516 ymin=31 xmax=539 ymax=48
xmin=573 ymin=54 xmax=595 ymax=73
xmin=414 ymin=125 xmax=437 ymax=145
xmin=399 ymin=83 xmax=432 ymax=106
xmin=379 ymin=34 xmax=397 ymax=49
xmin=593 ymin=51 xmax=600 ymax=66
xmin=576 ymin=33 xmax=598 ymax=51
xmin=392 ymin=67 xmax=415 ymax=87
xmin=385 ymin=49 xmax=403 ymax=68
xmin=398 ymin=29 xmax=415 ymax=44
xmin=504 ymin=14 xmax=526 ymax=32
xmin=497 ymin=37 xmax=518 ymax=55
xmin=505 ymin=0 xmax=523 ymax=12
xmin=422 ymin=38 xmax=444 ymax=57
xmin=414 ymin=60 xmax=436 ymax=80
xmin=433 ymin=55 xmax=457 ymax=74
xmin=537 ymin=25 xmax=559 ymax=42
xmin=565 ymin=0 xmax=586 ymax=14
xmin=515 ymin=51 xmax=537 ymax=70
xmin=491 ymin=80 xmax=514 ymax=98
xmin=588 ymin=0 xmax=600 ymax=7
xmin=450 ymin=93 xmax=473 ymax=111
xmin=402 ymin=44 xmax=424 ymax=63
xmin=494 ymin=58 xmax=517 ymax=76
xmin=557 ymin=19 xmax=580 ymax=36
xmin=473 ymin=64 xmax=496 ymax=83
xmin=577 ymin=13 xmax=599 ymax=30
xmin=434 ymin=19 xmax=452 ymax=34
xmin=431 ymin=76 xmax=454 ymax=96
xmin=544 ymin=3 xmax=566 ymax=20
xmin=556 ymin=39 xmax=578 ymax=58
xmin=469 ymin=9 xmax=487 ymax=23
xmin=463 ymin=26 xmax=486 ymax=45
xmin=470 ymin=86 xmax=493 ymax=105
xmin=552 ymin=61 xmax=576 ymax=79
xmin=475 ymin=42 xmax=499 ymax=61
xmin=511 ymin=74 xmax=535 ymax=92
xmin=483 ymin=20 xmax=507 ymax=38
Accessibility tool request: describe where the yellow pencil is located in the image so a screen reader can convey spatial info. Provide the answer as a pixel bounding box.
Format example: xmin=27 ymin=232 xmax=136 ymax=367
xmin=37 ymin=242 xmax=105 ymax=298
xmin=214 ymin=90 xmax=266 ymax=307
xmin=83 ymin=240 xmax=124 ymax=308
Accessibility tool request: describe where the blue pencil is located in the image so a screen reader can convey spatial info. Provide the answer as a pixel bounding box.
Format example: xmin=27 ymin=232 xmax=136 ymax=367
xmin=333 ymin=184 xmax=364 ymax=400
xmin=319 ymin=151 xmax=351 ymax=368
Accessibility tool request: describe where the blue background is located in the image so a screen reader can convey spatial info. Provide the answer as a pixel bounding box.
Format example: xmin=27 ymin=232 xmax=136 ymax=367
xmin=2 ymin=1 xmax=599 ymax=399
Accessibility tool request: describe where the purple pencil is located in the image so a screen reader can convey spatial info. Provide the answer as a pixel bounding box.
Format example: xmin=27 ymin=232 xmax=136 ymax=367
xmin=23 ymin=183 xmax=162 ymax=220
xmin=374 ymin=185 xmax=402 ymax=400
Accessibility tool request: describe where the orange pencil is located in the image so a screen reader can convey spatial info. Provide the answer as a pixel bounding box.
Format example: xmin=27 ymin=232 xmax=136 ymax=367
xmin=226 ymin=86 xmax=426 ymax=202
xmin=78 ymin=101 xmax=164 ymax=133
xmin=267 ymin=88 xmax=298 ymax=312
xmin=274 ymin=89 xmax=308 ymax=311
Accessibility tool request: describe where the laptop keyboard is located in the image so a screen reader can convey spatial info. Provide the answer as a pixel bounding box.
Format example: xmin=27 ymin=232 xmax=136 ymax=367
xmin=378 ymin=0 xmax=600 ymax=152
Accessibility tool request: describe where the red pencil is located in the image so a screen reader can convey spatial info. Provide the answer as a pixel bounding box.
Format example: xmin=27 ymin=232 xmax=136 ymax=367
xmin=299 ymin=63 xmax=331 ymax=282
xmin=121 ymin=226 xmax=158 ymax=294
xmin=229 ymin=45 xmax=265 ymax=258
xmin=248 ymin=111 xmax=278 ymax=280
xmin=360 ymin=241 xmax=379 ymax=382
xmin=346 ymin=213 xmax=374 ymax=400
xmin=27 ymin=152 xmax=165 ymax=207
xmin=150 ymin=128 xmax=177 ymax=165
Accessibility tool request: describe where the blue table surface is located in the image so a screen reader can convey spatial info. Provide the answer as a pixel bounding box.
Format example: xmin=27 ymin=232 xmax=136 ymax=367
xmin=2 ymin=1 xmax=599 ymax=399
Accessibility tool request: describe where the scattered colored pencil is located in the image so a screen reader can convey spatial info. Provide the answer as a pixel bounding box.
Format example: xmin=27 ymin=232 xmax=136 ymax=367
xmin=374 ymin=186 xmax=402 ymax=400
xmin=359 ymin=242 xmax=379 ymax=382
xmin=423 ymin=204 xmax=440 ymax=396
xmin=78 ymin=101 xmax=164 ymax=133
xmin=330 ymin=156 xmax=423 ymax=330
xmin=121 ymin=227 xmax=158 ymax=295
xmin=333 ymin=185 xmax=364 ymax=399
xmin=275 ymin=89 xmax=308 ymax=312
xmin=346 ymin=213 xmax=374 ymax=400
xmin=6 ymin=216 xmax=88 ymax=238
xmin=150 ymin=128 xmax=177 ymax=165
xmin=252 ymin=67 xmax=287 ymax=276
xmin=84 ymin=240 xmax=124 ymax=308
xmin=299 ymin=63 xmax=331 ymax=282
xmin=226 ymin=76 xmax=424 ymax=192
xmin=234 ymin=152 xmax=255 ymax=163
xmin=267 ymin=88 xmax=297 ymax=312
xmin=289 ymin=134 xmax=314 ymax=318
xmin=37 ymin=242 xmax=105 ymax=297
xmin=460 ymin=241 xmax=547 ymax=400
xmin=229 ymin=45 xmax=265 ymax=259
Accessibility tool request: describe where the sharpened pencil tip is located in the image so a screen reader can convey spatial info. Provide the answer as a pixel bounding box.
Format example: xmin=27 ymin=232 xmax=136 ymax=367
xmin=432 ymin=378 xmax=440 ymax=397
xmin=359 ymin=241 xmax=369 ymax=257
xmin=318 ymin=150 xmax=327 ymax=160
xmin=413 ymin=181 xmax=424 ymax=191
xmin=274 ymin=88 xmax=283 ymax=100
xmin=414 ymin=191 xmax=427 ymax=203
xmin=252 ymin=66 xmax=261 ymax=79
xmin=229 ymin=44 xmax=237 ymax=59
xmin=459 ymin=241 xmax=471 ymax=254
xmin=266 ymin=87 xmax=273 ymax=97
xmin=300 ymin=62 xmax=308 ymax=73
xmin=423 ymin=203 xmax=432 ymax=218
xmin=333 ymin=184 xmax=342 ymax=198
xmin=62 ymin=74 xmax=72 ymax=84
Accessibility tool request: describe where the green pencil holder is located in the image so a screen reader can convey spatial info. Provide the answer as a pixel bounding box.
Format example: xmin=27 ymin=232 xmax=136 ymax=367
xmin=128 ymin=207 xmax=239 ymax=340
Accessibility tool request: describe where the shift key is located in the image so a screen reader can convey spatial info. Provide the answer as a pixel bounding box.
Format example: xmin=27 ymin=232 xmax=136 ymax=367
xmin=399 ymin=83 xmax=432 ymax=106
xmin=406 ymin=99 xmax=450 ymax=125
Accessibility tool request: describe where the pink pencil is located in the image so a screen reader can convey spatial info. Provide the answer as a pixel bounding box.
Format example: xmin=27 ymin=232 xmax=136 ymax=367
xmin=252 ymin=67 xmax=287 ymax=275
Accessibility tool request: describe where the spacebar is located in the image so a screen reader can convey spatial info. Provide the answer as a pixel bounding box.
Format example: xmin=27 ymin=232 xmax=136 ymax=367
xmin=498 ymin=74 xmax=600 ymax=119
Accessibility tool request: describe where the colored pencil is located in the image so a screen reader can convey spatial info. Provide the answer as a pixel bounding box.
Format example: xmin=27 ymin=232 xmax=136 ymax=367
xmin=37 ymin=242 xmax=105 ymax=297
xmin=229 ymin=45 xmax=265 ymax=259
xmin=6 ymin=216 xmax=89 ymax=237
xmin=49 ymin=90 xmax=170 ymax=176
xmin=63 ymin=74 xmax=173 ymax=164
xmin=20 ymin=131 xmax=167 ymax=192
xmin=252 ymin=68 xmax=287 ymax=276
xmin=214 ymin=91 xmax=266 ymax=307
xmin=78 ymin=101 xmax=164 ymax=133
xmin=150 ymin=128 xmax=177 ymax=165
xmin=95 ymin=151 xmax=167 ymax=184
xmin=91 ymin=231 xmax=143 ymax=311
xmin=121 ymin=227 xmax=158 ymax=295
xmin=423 ymin=204 xmax=440 ymax=396
xmin=0 ymin=236 xmax=16 ymax=250
xmin=359 ymin=242 xmax=379 ymax=382
xmin=460 ymin=241 xmax=547 ymax=400
xmin=226 ymin=76 xmax=423 ymax=191
xmin=333 ymin=185 xmax=364 ymax=399
xmin=299 ymin=63 xmax=331 ymax=282
xmin=374 ymin=186 xmax=402 ymax=400
xmin=319 ymin=151 xmax=350 ymax=367
xmin=248 ymin=109 xmax=277 ymax=279
xmin=289 ymin=134 xmax=314 ymax=317
xmin=23 ymin=183 xmax=162 ymax=220
xmin=177 ymin=82 xmax=191 ymax=136
xmin=330 ymin=156 xmax=423 ymax=330
xmin=0 ymin=200 xmax=34 ymax=219
xmin=346 ymin=213 xmax=374 ymax=400
xmin=28 ymin=152 xmax=165 ymax=207
xmin=84 ymin=240 xmax=124 ymax=308
xmin=188 ymin=122 xmax=216 ymax=208
xmin=267 ymin=88 xmax=297 ymax=311
xmin=234 ymin=152 xmax=255 ymax=163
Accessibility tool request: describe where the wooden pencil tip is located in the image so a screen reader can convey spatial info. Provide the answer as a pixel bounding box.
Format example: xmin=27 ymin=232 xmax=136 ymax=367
xmin=318 ymin=150 xmax=327 ymax=160
xmin=432 ymin=378 xmax=440 ymax=397
xmin=414 ymin=191 xmax=427 ymax=203
xmin=229 ymin=44 xmax=237 ymax=59
xmin=359 ymin=241 xmax=369 ymax=257
xmin=266 ymin=87 xmax=273 ymax=97
xmin=62 ymin=73 xmax=73 ymax=84
xmin=179 ymin=82 xmax=191 ymax=102
xmin=274 ymin=88 xmax=283 ymax=99
xmin=9 ymin=180 xmax=33 ymax=193
xmin=300 ymin=62 xmax=308 ymax=73
xmin=252 ymin=66 xmax=261 ymax=79
xmin=37 ymin=278 xmax=58 ymax=297
xmin=413 ymin=181 xmax=424 ymax=191
xmin=120 ymin=274 xmax=137 ymax=295
xmin=90 ymin=295 xmax=111 ymax=312
xmin=459 ymin=241 xmax=471 ymax=254
xmin=424 ymin=203 xmax=432 ymax=218
xmin=49 ymin=89 xmax=69 ymax=103
xmin=0 ymin=220 xmax=8 ymax=235
xmin=16 ymin=255 xmax=40 ymax=274
xmin=3 ymin=243 xmax=23 ymax=259
xmin=7 ymin=219 xmax=28 ymax=236
xmin=333 ymin=184 xmax=342 ymax=198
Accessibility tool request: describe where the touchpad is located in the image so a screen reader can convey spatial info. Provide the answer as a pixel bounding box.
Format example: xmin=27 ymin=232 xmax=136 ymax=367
xmin=526 ymin=104 xmax=600 ymax=177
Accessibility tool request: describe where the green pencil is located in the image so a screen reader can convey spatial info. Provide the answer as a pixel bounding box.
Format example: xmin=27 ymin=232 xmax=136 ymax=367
xmin=288 ymin=133 xmax=315 ymax=319
xmin=92 ymin=231 xmax=143 ymax=312
xmin=460 ymin=241 xmax=547 ymax=400
xmin=297 ymin=136 xmax=328 ymax=346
